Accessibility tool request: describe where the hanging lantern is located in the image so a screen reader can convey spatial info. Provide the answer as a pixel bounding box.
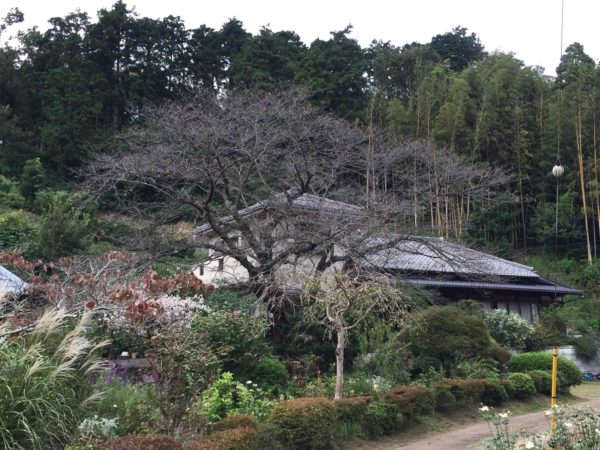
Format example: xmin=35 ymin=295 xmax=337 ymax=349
xmin=552 ymin=165 xmax=564 ymax=177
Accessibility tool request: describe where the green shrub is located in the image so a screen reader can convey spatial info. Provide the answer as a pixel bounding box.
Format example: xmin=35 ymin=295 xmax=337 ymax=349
xmin=384 ymin=385 xmax=435 ymax=417
xmin=434 ymin=389 xmax=456 ymax=411
xmin=0 ymin=175 xmax=24 ymax=209
xmin=0 ymin=310 xmax=106 ymax=450
xmin=501 ymin=379 xmax=515 ymax=398
xmin=528 ymin=370 xmax=554 ymax=395
xmin=334 ymin=396 xmax=371 ymax=437
xmin=91 ymin=379 xmax=160 ymax=435
xmin=269 ymin=397 xmax=337 ymax=450
xmin=406 ymin=306 xmax=492 ymax=372
xmin=508 ymin=352 xmax=582 ymax=388
xmin=99 ymin=434 xmax=183 ymax=450
xmin=0 ymin=210 xmax=34 ymax=249
xmin=483 ymin=310 xmax=534 ymax=350
xmin=29 ymin=192 xmax=95 ymax=258
xmin=434 ymin=379 xmax=492 ymax=404
xmin=197 ymin=372 xmax=276 ymax=421
xmin=479 ymin=379 xmax=508 ymax=406
xmin=192 ymin=310 xmax=270 ymax=379
xmin=253 ymin=356 xmax=289 ymax=393
xmin=189 ymin=426 xmax=259 ymax=450
xmin=210 ymin=415 xmax=258 ymax=433
xmin=363 ymin=400 xmax=404 ymax=437
xmin=489 ymin=345 xmax=512 ymax=364
xmin=507 ymin=373 xmax=536 ymax=398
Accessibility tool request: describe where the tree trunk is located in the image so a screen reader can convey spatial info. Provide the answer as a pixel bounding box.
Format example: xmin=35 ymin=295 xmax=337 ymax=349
xmin=334 ymin=327 xmax=346 ymax=400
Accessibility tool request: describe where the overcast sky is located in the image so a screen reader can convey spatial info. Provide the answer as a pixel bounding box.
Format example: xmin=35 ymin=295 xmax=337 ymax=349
xmin=4 ymin=0 xmax=599 ymax=76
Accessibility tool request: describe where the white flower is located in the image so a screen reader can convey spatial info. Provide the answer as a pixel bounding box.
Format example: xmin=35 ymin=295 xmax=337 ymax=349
xmin=498 ymin=412 xmax=510 ymax=419
xmin=565 ymin=422 xmax=573 ymax=428
xmin=113 ymin=404 xmax=118 ymax=408
xmin=246 ymin=380 xmax=252 ymax=384
xmin=479 ymin=405 xmax=490 ymax=412
xmin=252 ymin=383 xmax=258 ymax=388
xmin=525 ymin=441 xmax=534 ymax=449
xmin=545 ymin=410 xmax=551 ymax=417
xmin=595 ymin=428 xmax=600 ymax=435
xmin=373 ymin=384 xmax=380 ymax=392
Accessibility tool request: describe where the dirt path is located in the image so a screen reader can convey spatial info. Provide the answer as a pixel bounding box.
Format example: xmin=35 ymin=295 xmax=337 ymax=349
xmin=365 ymin=397 xmax=600 ymax=450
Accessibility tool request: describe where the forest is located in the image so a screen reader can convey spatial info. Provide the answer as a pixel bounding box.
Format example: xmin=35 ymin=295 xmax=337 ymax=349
xmin=1 ymin=2 xmax=599 ymax=261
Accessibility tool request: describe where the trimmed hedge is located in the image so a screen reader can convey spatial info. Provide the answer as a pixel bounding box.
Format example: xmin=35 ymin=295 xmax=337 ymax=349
xmin=269 ymin=397 xmax=337 ymax=450
xmin=363 ymin=400 xmax=404 ymax=437
xmin=384 ymin=385 xmax=435 ymax=417
xmin=334 ymin=395 xmax=371 ymax=423
xmin=507 ymin=373 xmax=536 ymax=398
xmin=434 ymin=388 xmax=457 ymax=411
xmin=99 ymin=435 xmax=183 ymax=450
xmin=501 ymin=379 xmax=515 ymax=398
xmin=435 ymin=379 xmax=493 ymax=404
xmin=480 ymin=379 xmax=508 ymax=406
xmin=188 ymin=426 xmax=258 ymax=450
xmin=210 ymin=415 xmax=258 ymax=433
xmin=508 ymin=352 xmax=583 ymax=388
xmin=528 ymin=370 xmax=554 ymax=395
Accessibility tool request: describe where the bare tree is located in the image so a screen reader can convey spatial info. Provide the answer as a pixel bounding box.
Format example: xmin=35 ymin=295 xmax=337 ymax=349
xmin=83 ymin=90 xmax=508 ymax=299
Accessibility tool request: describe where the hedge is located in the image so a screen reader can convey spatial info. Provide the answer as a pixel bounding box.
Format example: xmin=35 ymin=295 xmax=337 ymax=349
xmin=99 ymin=435 xmax=183 ymax=450
xmin=188 ymin=426 xmax=258 ymax=450
xmin=363 ymin=400 xmax=405 ymax=437
xmin=508 ymin=352 xmax=582 ymax=388
xmin=384 ymin=385 xmax=435 ymax=417
xmin=435 ymin=379 xmax=493 ymax=404
xmin=269 ymin=397 xmax=337 ymax=450
xmin=210 ymin=415 xmax=258 ymax=434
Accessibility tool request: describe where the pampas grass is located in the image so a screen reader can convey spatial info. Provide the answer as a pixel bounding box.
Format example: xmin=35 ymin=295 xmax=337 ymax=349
xmin=0 ymin=308 xmax=108 ymax=450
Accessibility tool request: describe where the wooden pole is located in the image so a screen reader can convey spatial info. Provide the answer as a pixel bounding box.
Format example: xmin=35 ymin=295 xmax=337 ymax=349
xmin=550 ymin=346 xmax=558 ymax=443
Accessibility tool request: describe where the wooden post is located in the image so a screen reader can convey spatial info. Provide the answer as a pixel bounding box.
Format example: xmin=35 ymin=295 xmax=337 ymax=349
xmin=550 ymin=346 xmax=558 ymax=442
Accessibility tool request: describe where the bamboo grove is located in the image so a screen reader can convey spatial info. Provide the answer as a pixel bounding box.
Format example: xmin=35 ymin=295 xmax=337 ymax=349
xmin=2 ymin=2 xmax=600 ymax=260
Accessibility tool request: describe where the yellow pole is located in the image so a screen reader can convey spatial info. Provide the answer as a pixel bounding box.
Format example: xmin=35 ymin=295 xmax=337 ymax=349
xmin=550 ymin=346 xmax=558 ymax=435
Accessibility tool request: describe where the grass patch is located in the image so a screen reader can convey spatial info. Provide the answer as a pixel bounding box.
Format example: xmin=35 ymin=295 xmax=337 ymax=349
xmin=570 ymin=381 xmax=600 ymax=398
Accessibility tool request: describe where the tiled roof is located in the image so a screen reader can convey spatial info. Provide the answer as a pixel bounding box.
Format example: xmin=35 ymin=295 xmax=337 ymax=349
xmin=404 ymin=278 xmax=584 ymax=296
xmin=193 ymin=192 xmax=362 ymax=235
xmin=0 ymin=265 xmax=28 ymax=294
xmin=362 ymin=236 xmax=538 ymax=278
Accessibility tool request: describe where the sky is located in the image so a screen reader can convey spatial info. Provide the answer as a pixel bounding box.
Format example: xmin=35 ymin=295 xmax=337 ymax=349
xmin=4 ymin=0 xmax=600 ymax=76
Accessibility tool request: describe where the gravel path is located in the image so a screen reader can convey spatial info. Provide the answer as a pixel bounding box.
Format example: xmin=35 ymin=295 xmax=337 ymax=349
xmin=382 ymin=397 xmax=600 ymax=450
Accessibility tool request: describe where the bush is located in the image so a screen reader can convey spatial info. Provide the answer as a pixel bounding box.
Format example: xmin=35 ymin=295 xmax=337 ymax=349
xmin=334 ymin=396 xmax=371 ymax=437
xmin=0 ymin=210 xmax=34 ymax=249
xmin=256 ymin=423 xmax=284 ymax=450
xmin=188 ymin=426 xmax=259 ymax=450
xmin=508 ymin=352 xmax=583 ymax=388
xmin=253 ymin=356 xmax=289 ymax=393
xmin=501 ymin=379 xmax=515 ymax=398
xmin=192 ymin=310 xmax=270 ymax=379
xmin=0 ymin=175 xmax=24 ymax=209
xmin=90 ymin=379 xmax=160 ymax=436
xmin=479 ymin=379 xmax=508 ymax=406
xmin=489 ymin=345 xmax=512 ymax=364
xmin=434 ymin=389 xmax=456 ymax=411
xmin=406 ymin=306 xmax=492 ymax=372
xmin=384 ymin=385 xmax=435 ymax=417
xmin=99 ymin=434 xmax=183 ymax=450
xmin=363 ymin=400 xmax=404 ymax=437
xmin=434 ymin=379 xmax=493 ymax=404
xmin=527 ymin=370 xmax=553 ymax=395
xmin=483 ymin=309 xmax=534 ymax=350
xmin=197 ymin=372 xmax=276 ymax=422
xmin=507 ymin=373 xmax=536 ymax=398
xmin=269 ymin=397 xmax=337 ymax=450
xmin=210 ymin=415 xmax=258 ymax=433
